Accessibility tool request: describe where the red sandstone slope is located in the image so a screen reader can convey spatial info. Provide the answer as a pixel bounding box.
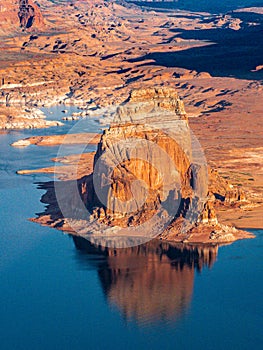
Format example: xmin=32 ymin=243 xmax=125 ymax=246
xmin=0 ymin=0 xmax=45 ymax=34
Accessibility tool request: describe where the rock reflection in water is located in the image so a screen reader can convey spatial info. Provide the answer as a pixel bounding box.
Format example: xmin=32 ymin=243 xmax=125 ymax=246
xmin=73 ymin=237 xmax=218 ymax=326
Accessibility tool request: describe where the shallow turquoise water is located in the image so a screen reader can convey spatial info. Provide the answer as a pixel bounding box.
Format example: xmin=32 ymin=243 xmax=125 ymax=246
xmin=0 ymin=113 xmax=262 ymax=350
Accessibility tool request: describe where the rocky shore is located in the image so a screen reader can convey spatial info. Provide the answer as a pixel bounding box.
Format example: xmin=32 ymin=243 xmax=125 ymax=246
xmin=0 ymin=106 xmax=62 ymax=129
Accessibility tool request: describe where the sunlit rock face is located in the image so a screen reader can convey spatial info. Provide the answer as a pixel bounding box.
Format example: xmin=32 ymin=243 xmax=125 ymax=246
xmin=92 ymin=125 xmax=193 ymax=226
xmin=31 ymin=87 xmax=254 ymax=245
xmin=89 ymin=87 xmax=208 ymax=231
xmin=72 ymin=87 xmax=252 ymax=245
xmin=73 ymin=237 xmax=218 ymax=325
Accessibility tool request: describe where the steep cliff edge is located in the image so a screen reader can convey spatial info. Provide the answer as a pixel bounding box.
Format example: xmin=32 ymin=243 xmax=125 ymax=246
xmin=90 ymin=88 xmax=198 ymax=229
xmin=85 ymin=88 xmax=253 ymax=244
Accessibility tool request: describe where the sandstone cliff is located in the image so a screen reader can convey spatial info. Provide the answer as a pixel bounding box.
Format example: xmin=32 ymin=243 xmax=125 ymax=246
xmin=90 ymin=88 xmax=200 ymax=230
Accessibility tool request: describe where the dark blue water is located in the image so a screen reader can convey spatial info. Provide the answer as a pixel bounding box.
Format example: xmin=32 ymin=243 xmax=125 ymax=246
xmin=131 ymin=1 xmax=263 ymax=14
xmin=0 ymin=112 xmax=262 ymax=349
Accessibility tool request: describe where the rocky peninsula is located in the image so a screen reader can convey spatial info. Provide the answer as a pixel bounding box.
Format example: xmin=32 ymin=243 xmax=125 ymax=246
xmin=31 ymin=88 xmax=254 ymax=245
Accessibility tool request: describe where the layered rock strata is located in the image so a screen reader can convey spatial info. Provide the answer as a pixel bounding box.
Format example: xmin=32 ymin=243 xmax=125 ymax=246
xmin=0 ymin=106 xmax=62 ymax=129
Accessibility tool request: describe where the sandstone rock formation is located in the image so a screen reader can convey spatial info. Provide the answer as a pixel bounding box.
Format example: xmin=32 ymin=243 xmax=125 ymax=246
xmin=18 ymin=0 xmax=44 ymax=29
xmin=88 ymin=88 xmax=204 ymax=234
xmin=0 ymin=106 xmax=62 ymax=129
xmin=1 ymin=0 xmax=258 ymax=232
xmin=1 ymin=0 xmax=261 ymax=121
xmin=33 ymin=87 xmax=254 ymax=245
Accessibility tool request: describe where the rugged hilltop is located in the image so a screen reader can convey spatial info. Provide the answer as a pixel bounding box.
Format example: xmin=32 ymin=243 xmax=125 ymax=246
xmin=86 ymin=88 xmax=252 ymax=244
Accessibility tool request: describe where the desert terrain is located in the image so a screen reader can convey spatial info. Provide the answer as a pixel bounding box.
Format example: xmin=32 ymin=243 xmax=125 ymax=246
xmin=0 ymin=0 xmax=262 ymax=239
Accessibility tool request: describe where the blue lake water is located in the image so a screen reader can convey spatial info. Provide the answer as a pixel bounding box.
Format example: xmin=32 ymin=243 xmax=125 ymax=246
xmin=0 ymin=109 xmax=262 ymax=349
xmin=131 ymin=1 xmax=263 ymax=13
